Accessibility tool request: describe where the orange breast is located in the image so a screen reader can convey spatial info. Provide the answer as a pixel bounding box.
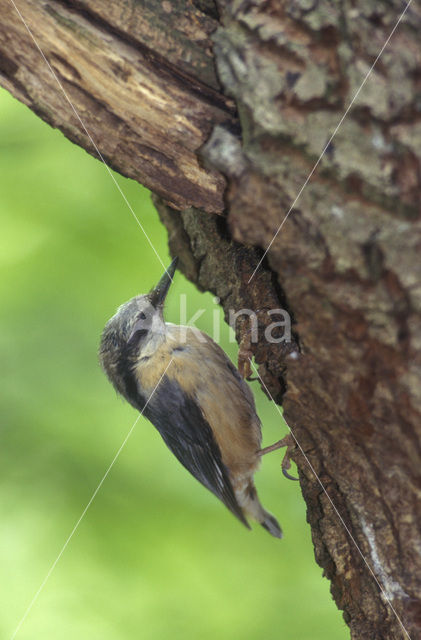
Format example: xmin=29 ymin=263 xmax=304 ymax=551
xmin=135 ymin=325 xmax=262 ymax=475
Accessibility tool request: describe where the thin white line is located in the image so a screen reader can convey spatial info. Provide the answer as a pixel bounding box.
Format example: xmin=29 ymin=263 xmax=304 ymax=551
xmin=248 ymin=0 xmax=414 ymax=284
xmin=10 ymin=358 xmax=174 ymax=640
xmin=8 ymin=0 xmax=169 ymax=276
xmin=250 ymin=360 xmax=412 ymax=640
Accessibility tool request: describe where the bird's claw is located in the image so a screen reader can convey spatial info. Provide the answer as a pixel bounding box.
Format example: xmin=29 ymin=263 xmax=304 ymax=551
xmin=281 ymin=456 xmax=299 ymax=481
xmin=258 ymin=433 xmax=299 ymax=481
xmin=237 ymin=327 xmax=257 ymax=380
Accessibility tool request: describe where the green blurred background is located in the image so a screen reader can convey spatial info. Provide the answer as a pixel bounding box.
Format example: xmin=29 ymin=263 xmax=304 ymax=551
xmin=0 ymin=87 xmax=347 ymax=640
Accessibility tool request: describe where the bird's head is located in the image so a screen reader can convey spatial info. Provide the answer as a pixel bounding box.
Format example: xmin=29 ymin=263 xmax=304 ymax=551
xmin=99 ymin=257 xmax=177 ymax=395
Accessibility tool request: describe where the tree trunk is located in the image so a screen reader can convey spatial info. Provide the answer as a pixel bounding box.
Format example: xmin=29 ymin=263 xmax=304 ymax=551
xmin=1 ymin=1 xmax=420 ymax=638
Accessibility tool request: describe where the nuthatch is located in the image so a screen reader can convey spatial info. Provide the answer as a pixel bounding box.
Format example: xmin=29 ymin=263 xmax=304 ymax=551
xmin=99 ymin=258 xmax=287 ymax=538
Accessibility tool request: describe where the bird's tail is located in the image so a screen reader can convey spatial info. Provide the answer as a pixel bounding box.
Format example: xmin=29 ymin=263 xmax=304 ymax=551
xmin=260 ymin=510 xmax=283 ymax=539
xmin=235 ymin=480 xmax=283 ymax=539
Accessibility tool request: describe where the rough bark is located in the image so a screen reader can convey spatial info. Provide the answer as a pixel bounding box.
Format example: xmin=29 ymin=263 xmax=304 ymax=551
xmin=204 ymin=3 xmax=421 ymax=639
xmin=1 ymin=1 xmax=421 ymax=639
xmin=0 ymin=0 xmax=235 ymax=212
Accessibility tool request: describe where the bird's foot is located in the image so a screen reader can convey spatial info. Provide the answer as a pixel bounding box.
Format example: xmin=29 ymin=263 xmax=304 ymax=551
xmin=237 ymin=328 xmax=258 ymax=380
xmin=257 ymin=434 xmax=299 ymax=481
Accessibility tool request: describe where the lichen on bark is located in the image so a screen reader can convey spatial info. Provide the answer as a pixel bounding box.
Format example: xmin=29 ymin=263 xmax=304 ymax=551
xmin=197 ymin=1 xmax=421 ymax=637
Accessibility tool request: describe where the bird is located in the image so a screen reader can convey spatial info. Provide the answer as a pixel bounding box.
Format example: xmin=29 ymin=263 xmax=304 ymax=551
xmin=99 ymin=257 xmax=288 ymax=538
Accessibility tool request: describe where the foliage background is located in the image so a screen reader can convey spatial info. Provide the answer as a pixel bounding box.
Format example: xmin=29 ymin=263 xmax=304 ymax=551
xmin=0 ymin=88 xmax=347 ymax=639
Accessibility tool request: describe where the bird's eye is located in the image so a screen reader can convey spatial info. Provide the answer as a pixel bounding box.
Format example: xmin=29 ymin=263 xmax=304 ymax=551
xmin=127 ymin=311 xmax=148 ymax=345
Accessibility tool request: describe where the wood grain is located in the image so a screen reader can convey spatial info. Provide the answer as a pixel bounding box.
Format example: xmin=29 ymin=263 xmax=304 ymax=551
xmin=0 ymin=0 xmax=236 ymax=212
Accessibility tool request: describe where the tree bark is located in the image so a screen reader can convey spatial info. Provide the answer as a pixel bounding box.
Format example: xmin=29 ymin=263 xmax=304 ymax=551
xmin=1 ymin=1 xmax=421 ymax=638
xmin=0 ymin=0 xmax=234 ymax=212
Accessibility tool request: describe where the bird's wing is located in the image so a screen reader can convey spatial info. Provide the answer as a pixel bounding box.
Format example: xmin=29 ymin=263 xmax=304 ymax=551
xmin=142 ymin=375 xmax=250 ymax=529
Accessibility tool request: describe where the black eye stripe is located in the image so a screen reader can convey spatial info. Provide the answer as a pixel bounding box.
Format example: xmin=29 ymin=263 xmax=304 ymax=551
xmin=127 ymin=328 xmax=148 ymax=346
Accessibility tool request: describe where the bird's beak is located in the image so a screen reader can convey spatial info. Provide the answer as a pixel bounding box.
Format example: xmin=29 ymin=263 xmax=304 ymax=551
xmin=149 ymin=257 xmax=178 ymax=308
